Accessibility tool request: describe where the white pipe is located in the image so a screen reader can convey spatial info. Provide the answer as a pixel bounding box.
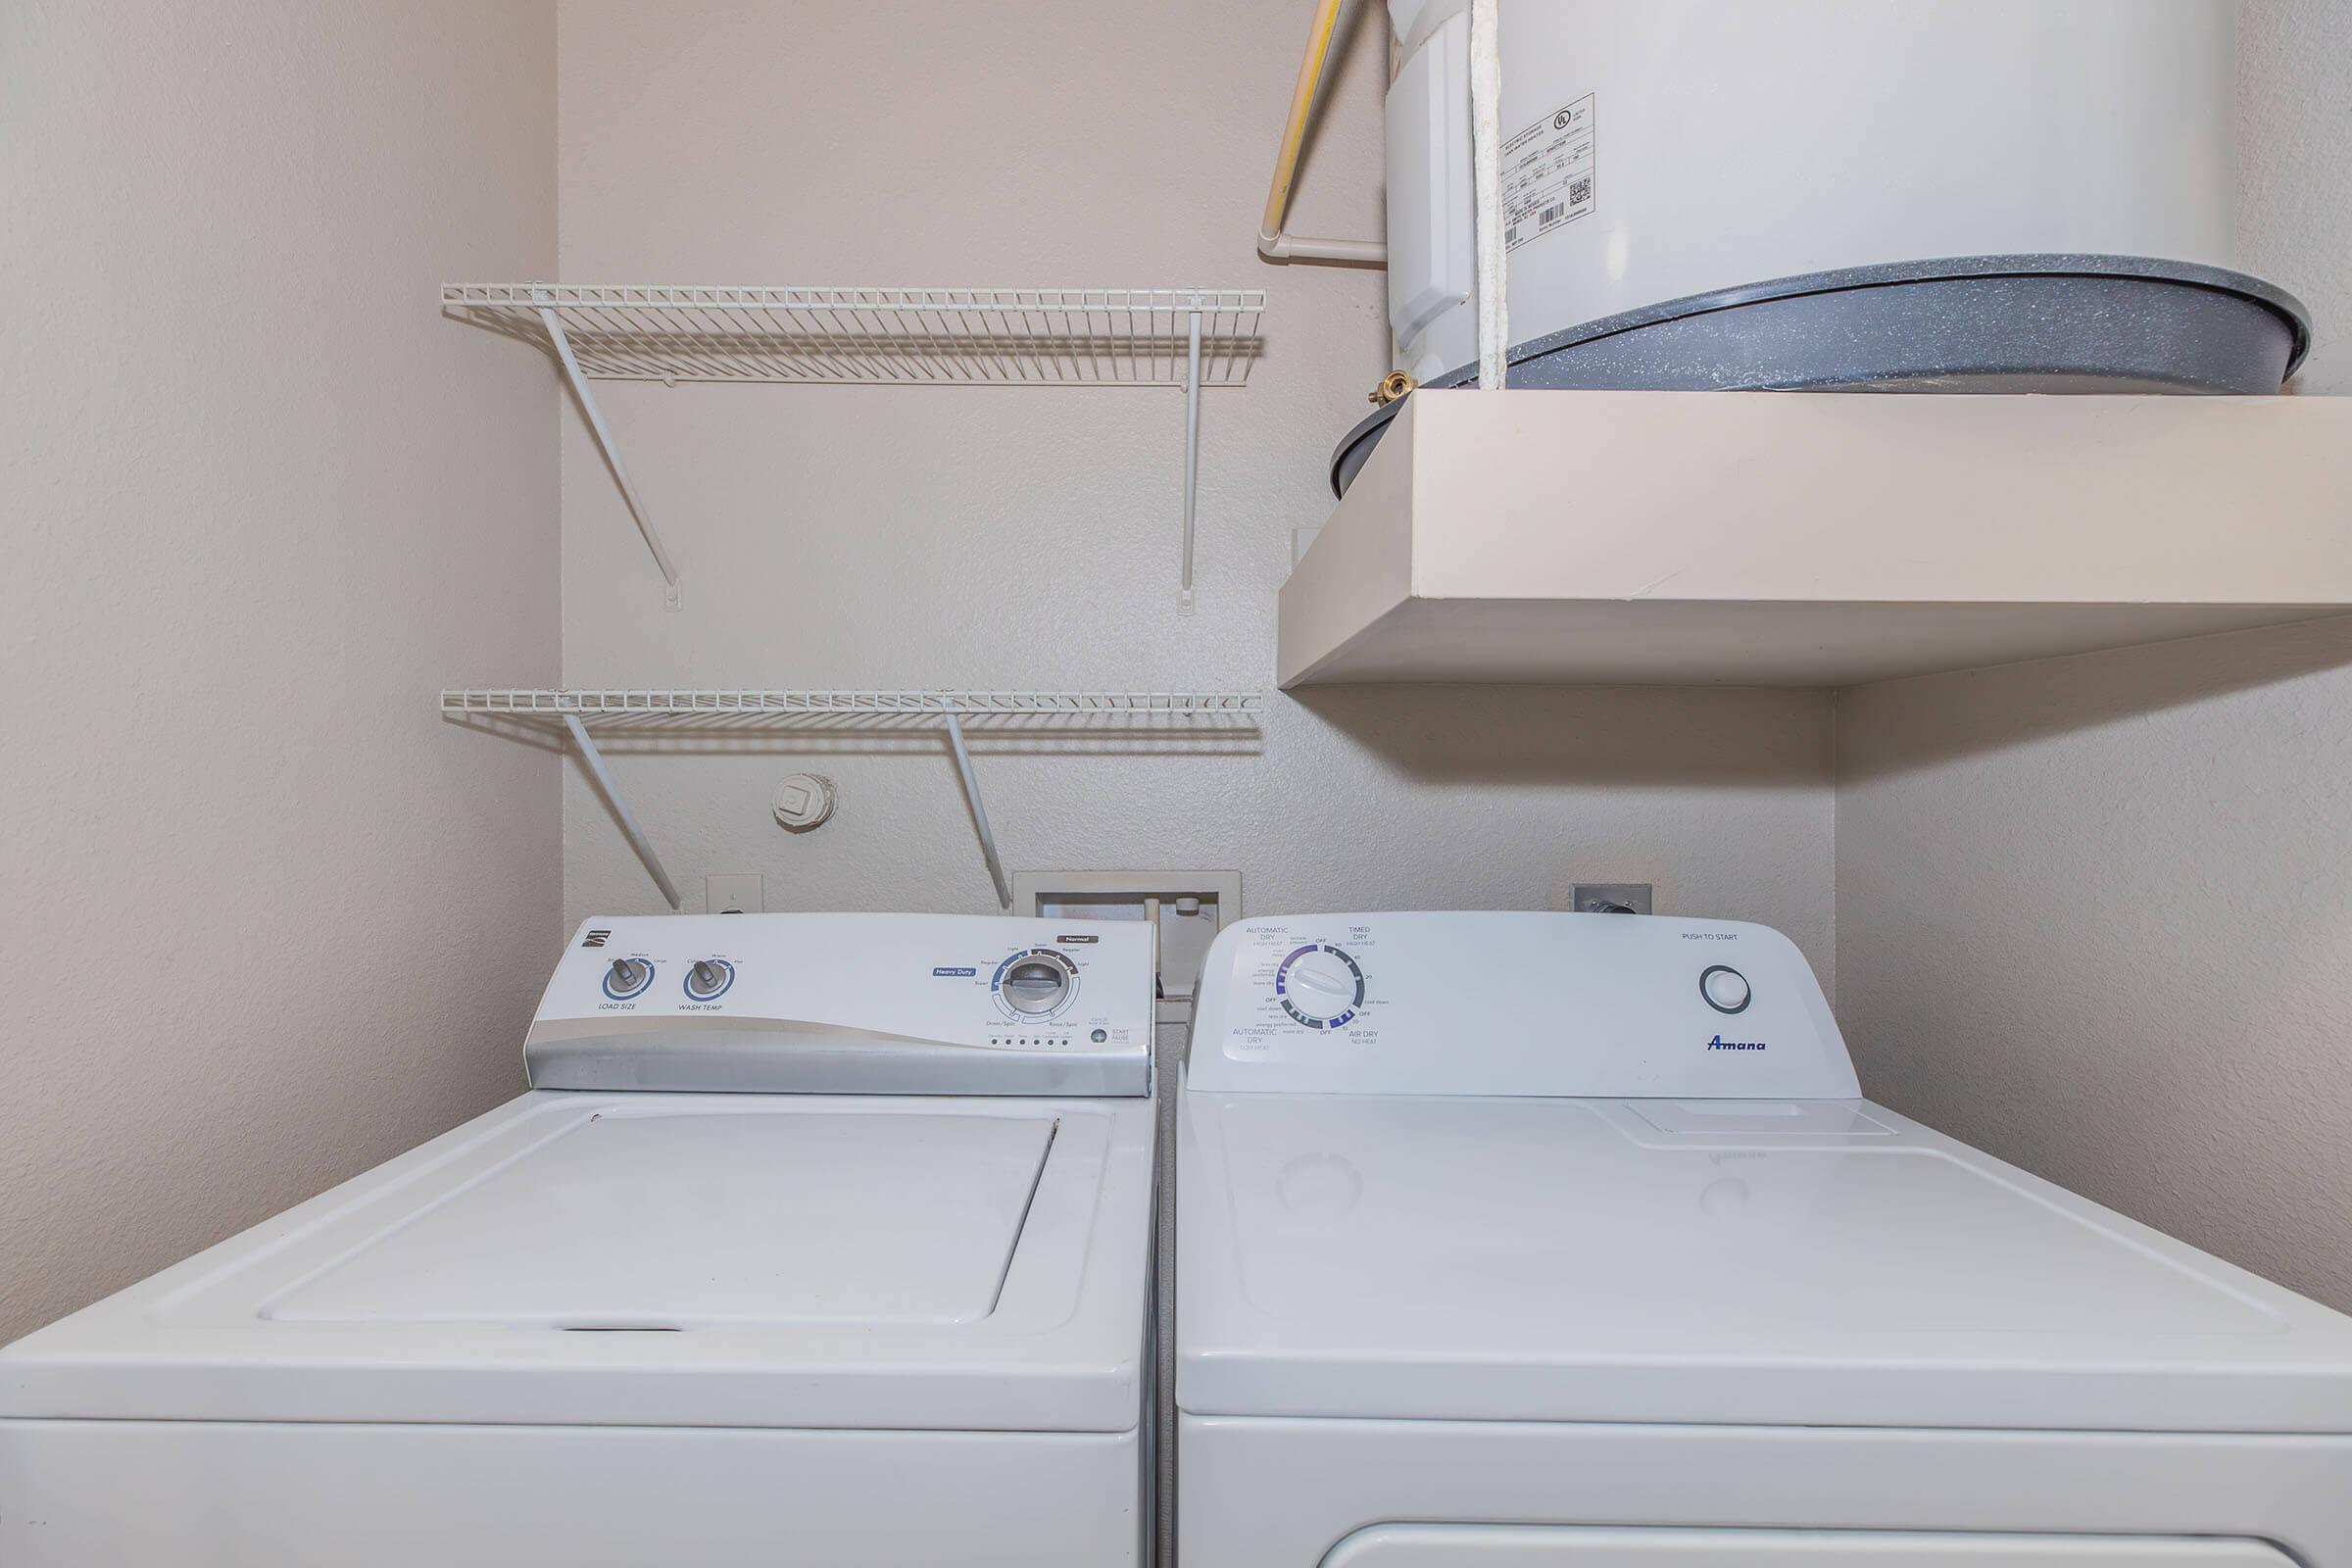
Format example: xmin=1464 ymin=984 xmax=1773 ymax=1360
xmin=1468 ymin=0 xmax=1508 ymax=389
xmin=1259 ymin=231 xmax=1391 ymax=265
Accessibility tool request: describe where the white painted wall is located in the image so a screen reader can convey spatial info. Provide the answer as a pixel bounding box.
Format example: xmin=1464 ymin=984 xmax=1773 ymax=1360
xmin=1835 ymin=0 xmax=2352 ymax=1311
xmin=25 ymin=0 xmax=2328 ymax=1361
xmin=553 ymin=0 xmax=1838 ymax=984
xmin=0 ymin=1 xmax=562 ymax=1342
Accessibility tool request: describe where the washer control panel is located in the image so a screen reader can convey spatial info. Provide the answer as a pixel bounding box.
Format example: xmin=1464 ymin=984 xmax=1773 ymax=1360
xmin=527 ymin=913 xmax=1153 ymax=1096
xmin=1188 ymin=912 xmax=1856 ymax=1099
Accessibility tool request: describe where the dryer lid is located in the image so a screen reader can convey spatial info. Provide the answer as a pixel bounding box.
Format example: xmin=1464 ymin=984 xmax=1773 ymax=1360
xmin=1175 ymin=1088 xmax=2352 ymax=1432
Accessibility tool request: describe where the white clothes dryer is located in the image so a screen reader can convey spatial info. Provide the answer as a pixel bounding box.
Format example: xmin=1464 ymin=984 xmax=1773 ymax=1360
xmin=1177 ymin=912 xmax=2352 ymax=1567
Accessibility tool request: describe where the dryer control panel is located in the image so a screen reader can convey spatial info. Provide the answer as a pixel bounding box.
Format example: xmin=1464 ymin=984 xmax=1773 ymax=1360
xmin=1187 ymin=911 xmax=1856 ymax=1099
xmin=527 ymin=913 xmax=1153 ymax=1097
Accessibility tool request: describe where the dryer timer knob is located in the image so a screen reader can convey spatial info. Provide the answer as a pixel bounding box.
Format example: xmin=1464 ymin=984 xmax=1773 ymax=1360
xmin=1276 ymin=944 xmax=1366 ymax=1028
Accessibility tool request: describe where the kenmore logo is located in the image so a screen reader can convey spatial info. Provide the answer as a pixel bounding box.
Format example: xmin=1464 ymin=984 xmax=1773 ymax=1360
xmin=1707 ymin=1034 xmax=1767 ymax=1052
xmin=933 ymin=966 xmax=978 ymax=977
xmin=581 ymin=929 xmax=612 ymax=949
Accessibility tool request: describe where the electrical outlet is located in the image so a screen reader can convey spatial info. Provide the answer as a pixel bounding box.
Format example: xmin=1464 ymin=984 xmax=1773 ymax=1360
xmin=705 ymin=873 xmax=764 ymax=914
xmin=1569 ymin=882 xmax=1653 ymax=916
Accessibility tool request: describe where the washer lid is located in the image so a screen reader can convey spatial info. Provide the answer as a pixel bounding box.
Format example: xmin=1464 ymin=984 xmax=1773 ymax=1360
xmin=1175 ymin=1089 xmax=2352 ymax=1432
xmin=266 ymin=1110 xmax=1055 ymax=1329
xmin=0 ymin=1092 xmax=1155 ymax=1432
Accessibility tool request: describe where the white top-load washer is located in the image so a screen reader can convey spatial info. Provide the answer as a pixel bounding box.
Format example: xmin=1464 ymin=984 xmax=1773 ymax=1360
xmin=1176 ymin=912 xmax=2352 ymax=1568
xmin=0 ymin=913 xmax=1157 ymax=1567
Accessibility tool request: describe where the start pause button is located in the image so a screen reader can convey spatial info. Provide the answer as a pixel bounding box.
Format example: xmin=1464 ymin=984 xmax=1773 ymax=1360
xmin=1699 ymin=965 xmax=1751 ymax=1014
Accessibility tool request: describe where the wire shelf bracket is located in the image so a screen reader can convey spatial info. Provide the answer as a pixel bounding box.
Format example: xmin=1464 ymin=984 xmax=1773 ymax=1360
xmin=442 ymin=688 xmax=1265 ymax=909
xmin=443 ymin=285 xmax=1267 ymax=611
xmin=538 ymin=304 xmax=683 ymax=612
xmin=560 ymin=712 xmax=683 ymax=908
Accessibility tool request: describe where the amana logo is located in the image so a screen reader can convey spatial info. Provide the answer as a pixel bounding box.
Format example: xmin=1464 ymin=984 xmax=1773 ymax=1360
xmin=1707 ymin=1034 xmax=1767 ymax=1053
xmin=581 ymin=929 xmax=612 ymax=949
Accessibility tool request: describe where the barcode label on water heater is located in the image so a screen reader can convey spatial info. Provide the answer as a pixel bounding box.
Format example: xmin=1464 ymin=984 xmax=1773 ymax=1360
xmin=1501 ymin=94 xmax=1596 ymax=252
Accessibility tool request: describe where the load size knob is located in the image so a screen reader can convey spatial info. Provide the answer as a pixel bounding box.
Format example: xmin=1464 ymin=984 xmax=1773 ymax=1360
xmin=604 ymin=958 xmax=653 ymax=999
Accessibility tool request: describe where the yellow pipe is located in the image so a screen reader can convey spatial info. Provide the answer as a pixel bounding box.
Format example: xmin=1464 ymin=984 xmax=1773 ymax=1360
xmin=1258 ymin=0 xmax=1388 ymax=265
xmin=1259 ymin=0 xmax=1345 ymax=244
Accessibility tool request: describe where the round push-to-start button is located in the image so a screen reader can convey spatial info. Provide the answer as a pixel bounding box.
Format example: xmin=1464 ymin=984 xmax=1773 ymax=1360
xmin=684 ymin=958 xmax=735 ymax=1001
xmin=1699 ymin=964 xmax=1752 ymax=1015
xmin=604 ymin=957 xmax=655 ymax=1000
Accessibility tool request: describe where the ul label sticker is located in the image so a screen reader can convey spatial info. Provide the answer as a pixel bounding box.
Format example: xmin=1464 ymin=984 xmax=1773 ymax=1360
xmin=1502 ymin=94 xmax=1596 ymax=252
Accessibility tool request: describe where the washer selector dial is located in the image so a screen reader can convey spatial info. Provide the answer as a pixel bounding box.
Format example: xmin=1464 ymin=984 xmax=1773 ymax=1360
xmin=1277 ymin=944 xmax=1366 ymax=1029
xmin=994 ymin=948 xmax=1078 ymax=1019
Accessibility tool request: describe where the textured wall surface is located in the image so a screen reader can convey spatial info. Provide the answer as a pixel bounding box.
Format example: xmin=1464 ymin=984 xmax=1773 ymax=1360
xmin=553 ymin=0 xmax=1838 ymax=982
xmin=17 ymin=0 xmax=2332 ymax=1361
xmin=0 ymin=0 xmax=562 ymax=1342
xmin=1835 ymin=0 xmax=2352 ymax=1312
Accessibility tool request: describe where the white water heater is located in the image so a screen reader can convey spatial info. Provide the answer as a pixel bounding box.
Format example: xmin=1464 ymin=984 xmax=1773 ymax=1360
xmin=1338 ymin=0 xmax=2309 ymax=492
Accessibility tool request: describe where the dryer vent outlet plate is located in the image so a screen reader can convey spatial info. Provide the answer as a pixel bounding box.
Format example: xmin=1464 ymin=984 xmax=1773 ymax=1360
xmin=773 ymin=774 xmax=836 ymax=832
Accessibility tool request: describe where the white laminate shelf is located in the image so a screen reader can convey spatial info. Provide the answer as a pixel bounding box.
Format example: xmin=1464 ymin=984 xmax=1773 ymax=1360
xmin=444 ymin=284 xmax=1266 ymax=611
xmin=1279 ymin=389 xmax=2352 ymax=689
xmin=441 ymin=689 xmax=1264 ymax=913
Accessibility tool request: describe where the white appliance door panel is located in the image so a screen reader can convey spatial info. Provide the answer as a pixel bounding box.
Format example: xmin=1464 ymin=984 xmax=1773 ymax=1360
xmin=0 ymin=1418 xmax=1143 ymax=1568
xmin=1323 ymin=1527 xmax=2293 ymax=1568
xmin=1176 ymin=1417 xmax=2352 ymax=1568
xmin=1177 ymin=1089 xmax=2352 ymax=1431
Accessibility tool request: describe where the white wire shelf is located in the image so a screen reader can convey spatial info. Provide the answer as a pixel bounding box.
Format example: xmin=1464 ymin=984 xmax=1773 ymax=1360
xmin=442 ymin=285 xmax=1266 ymax=387
xmin=443 ymin=688 xmax=1264 ymax=912
xmin=441 ymin=689 xmax=1265 ymax=723
xmin=444 ymin=283 xmax=1266 ymax=612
